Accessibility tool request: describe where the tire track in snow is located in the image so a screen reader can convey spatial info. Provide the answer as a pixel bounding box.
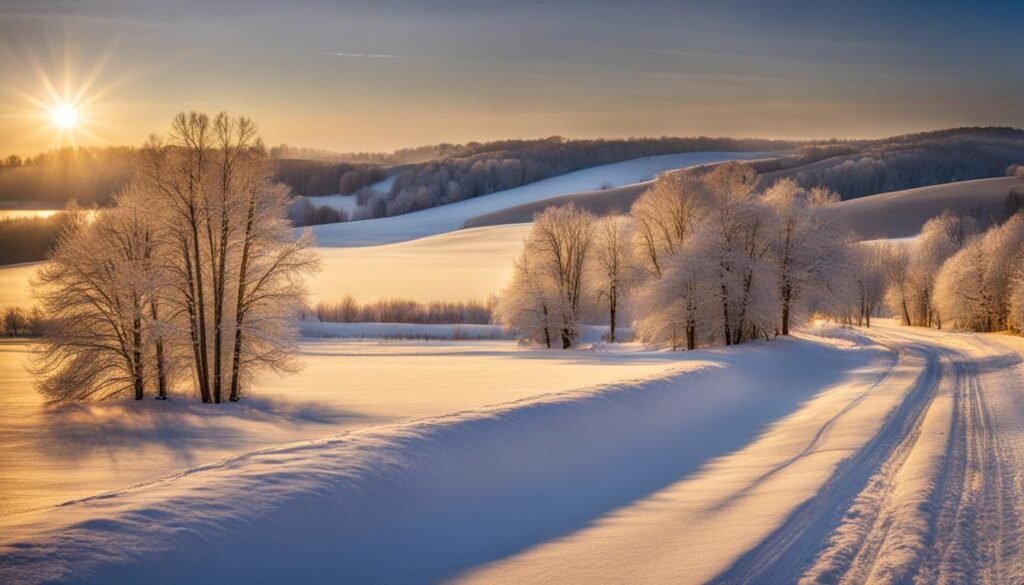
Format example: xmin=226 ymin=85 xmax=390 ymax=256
xmin=717 ymin=327 xmax=1024 ymax=585
xmin=708 ymin=333 xmax=943 ymax=584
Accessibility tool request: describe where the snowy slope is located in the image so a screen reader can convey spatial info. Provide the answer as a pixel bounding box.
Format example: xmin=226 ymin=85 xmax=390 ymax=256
xmin=310 ymin=152 xmax=767 ymax=247
xmin=833 ymin=176 xmax=1023 ymax=239
xmin=302 ymin=174 xmax=398 ymax=215
xmin=0 ymin=329 xmax=890 ymax=584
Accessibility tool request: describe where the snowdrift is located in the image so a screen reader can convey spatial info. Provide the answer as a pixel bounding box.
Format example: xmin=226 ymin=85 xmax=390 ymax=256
xmin=0 ymin=333 xmax=882 ymax=584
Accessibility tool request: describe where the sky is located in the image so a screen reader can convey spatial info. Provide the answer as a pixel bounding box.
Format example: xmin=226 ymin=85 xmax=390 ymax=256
xmin=0 ymin=0 xmax=1022 ymax=156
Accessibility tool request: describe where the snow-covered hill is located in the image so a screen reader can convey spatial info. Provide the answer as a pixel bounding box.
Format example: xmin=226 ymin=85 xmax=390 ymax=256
xmin=309 ymin=152 xmax=767 ymax=247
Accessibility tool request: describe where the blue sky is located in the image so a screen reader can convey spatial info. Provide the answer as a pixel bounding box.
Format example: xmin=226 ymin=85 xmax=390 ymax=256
xmin=1 ymin=0 xmax=1021 ymax=154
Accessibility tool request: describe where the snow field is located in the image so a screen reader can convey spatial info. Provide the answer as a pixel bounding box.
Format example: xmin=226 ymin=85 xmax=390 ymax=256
xmin=0 ymin=329 xmax=888 ymax=584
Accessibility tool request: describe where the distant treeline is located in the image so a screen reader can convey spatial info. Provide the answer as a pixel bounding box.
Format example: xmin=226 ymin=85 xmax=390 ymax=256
xmin=783 ymin=127 xmax=1024 ymax=200
xmin=0 ymin=147 xmax=134 ymax=207
xmin=314 ymin=295 xmax=495 ymax=324
xmin=372 ymin=136 xmax=797 ymax=218
xmin=0 ymin=306 xmax=44 ymax=337
xmin=0 ymin=212 xmax=78 ymax=265
xmin=5 ymin=127 xmax=1024 ymax=225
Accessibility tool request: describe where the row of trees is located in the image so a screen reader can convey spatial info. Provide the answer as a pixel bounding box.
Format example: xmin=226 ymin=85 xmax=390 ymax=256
xmin=33 ymin=112 xmax=318 ymax=402
xmin=497 ymin=164 xmax=846 ymax=349
xmin=314 ymin=296 xmax=494 ymax=325
xmin=0 ymin=306 xmax=44 ymax=337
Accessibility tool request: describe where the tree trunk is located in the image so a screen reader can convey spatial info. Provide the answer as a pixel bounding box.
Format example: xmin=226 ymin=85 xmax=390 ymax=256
xmin=132 ymin=314 xmax=144 ymax=400
xmin=151 ymin=300 xmax=168 ymax=400
xmin=191 ymin=222 xmax=212 ymax=403
xmin=608 ymin=287 xmax=617 ymax=343
xmin=229 ymin=195 xmax=257 ymax=403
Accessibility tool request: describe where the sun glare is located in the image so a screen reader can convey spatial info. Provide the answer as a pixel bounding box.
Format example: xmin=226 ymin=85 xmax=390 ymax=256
xmin=51 ymin=103 xmax=80 ymax=130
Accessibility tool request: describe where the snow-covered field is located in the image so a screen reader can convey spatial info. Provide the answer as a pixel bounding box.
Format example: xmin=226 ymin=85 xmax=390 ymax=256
xmin=6 ymin=322 xmax=1023 ymax=583
xmin=0 ymin=337 xmax=684 ymax=521
xmin=5 ymin=322 xmax=1024 ymax=584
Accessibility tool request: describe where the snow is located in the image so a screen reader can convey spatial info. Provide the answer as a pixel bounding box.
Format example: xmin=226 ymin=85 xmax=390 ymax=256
xmin=0 ymin=261 xmax=37 ymax=308
xmin=1 ymin=326 xmax=891 ymax=583
xmin=312 ymin=223 xmax=529 ymax=303
xmin=310 ymin=152 xmax=768 ymax=247
xmin=4 ymin=322 xmax=1024 ymax=583
xmin=834 ymin=176 xmax=1023 ymax=240
xmin=0 ymin=337 xmax=684 ymax=522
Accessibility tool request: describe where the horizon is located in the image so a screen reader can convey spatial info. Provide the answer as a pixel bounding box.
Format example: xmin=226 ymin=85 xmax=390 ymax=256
xmin=2 ymin=0 xmax=1022 ymax=156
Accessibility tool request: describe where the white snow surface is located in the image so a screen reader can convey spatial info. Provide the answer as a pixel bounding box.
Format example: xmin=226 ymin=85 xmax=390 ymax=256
xmin=4 ymin=322 xmax=1024 ymax=583
xmin=0 ymin=326 xmax=887 ymax=582
xmin=309 ymin=152 xmax=767 ymax=247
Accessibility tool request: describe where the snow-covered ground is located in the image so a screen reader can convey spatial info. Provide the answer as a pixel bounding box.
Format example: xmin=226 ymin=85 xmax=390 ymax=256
xmin=310 ymin=152 xmax=766 ymax=247
xmin=5 ymin=322 xmax=1024 ymax=583
xmin=0 ymin=337 xmax=684 ymax=521
xmin=312 ymin=223 xmax=529 ymax=302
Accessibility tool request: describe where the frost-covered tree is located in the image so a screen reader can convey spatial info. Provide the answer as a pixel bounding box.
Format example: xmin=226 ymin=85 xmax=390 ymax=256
xmin=935 ymin=213 xmax=1024 ymax=331
xmin=892 ymin=211 xmax=978 ymax=329
xmin=33 ymin=186 xmax=165 ymax=400
xmin=590 ymin=214 xmax=634 ymax=342
xmin=852 ymin=243 xmax=894 ymax=327
xmin=529 ymin=204 xmax=596 ymax=348
xmin=763 ymin=180 xmax=846 ymax=335
xmin=700 ymin=163 xmax=776 ymax=344
xmin=496 ymin=252 xmax=562 ymax=348
xmin=36 ymin=112 xmax=318 ymax=403
xmin=630 ymin=172 xmax=708 ymax=278
xmin=633 ymin=247 xmax=715 ymax=350
xmin=498 ymin=203 xmax=595 ymax=348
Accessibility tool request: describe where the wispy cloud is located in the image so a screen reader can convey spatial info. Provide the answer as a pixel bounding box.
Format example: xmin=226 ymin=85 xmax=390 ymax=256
xmin=325 ymin=52 xmax=402 ymax=59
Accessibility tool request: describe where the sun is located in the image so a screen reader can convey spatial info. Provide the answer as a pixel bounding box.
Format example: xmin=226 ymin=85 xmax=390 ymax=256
xmin=51 ymin=103 xmax=80 ymax=130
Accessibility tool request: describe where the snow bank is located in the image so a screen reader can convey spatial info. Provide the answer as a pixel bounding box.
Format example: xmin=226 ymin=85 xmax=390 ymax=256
xmin=0 ymin=332 xmax=882 ymax=584
xmin=310 ymin=152 xmax=767 ymax=247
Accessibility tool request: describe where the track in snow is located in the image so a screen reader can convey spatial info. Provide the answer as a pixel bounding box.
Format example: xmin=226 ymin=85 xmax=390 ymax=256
xmin=713 ymin=326 xmax=1024 ymax=584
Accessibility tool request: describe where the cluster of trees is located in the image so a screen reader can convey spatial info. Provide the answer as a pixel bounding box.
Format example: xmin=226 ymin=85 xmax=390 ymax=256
xmin=830 ymin=208 xmax=1024 ymax=334
xmin=497 ymin=164 xmax=846 ymax=349
xmin=287 ymin=197 xmax=349 ymax=227
xmin=0 ymin=306 xmax=44 ymax=337
xmin=789 ymin=128 xmax=1024 ymax=199
xmin=314 ymin=295 xmax=494 ymax=325
xmin=33 ymin=112 xmax=318 ymax=402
